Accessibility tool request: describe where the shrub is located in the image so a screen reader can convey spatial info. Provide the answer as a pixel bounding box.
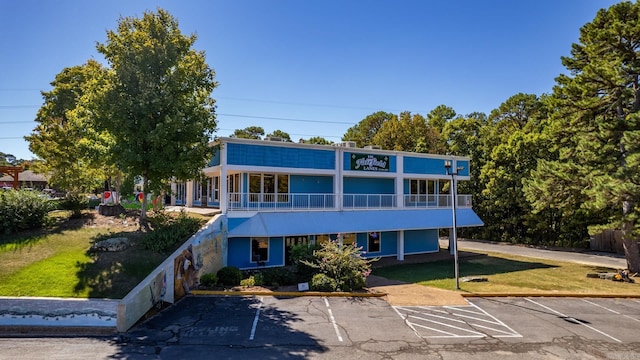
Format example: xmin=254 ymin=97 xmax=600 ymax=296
xmin=199 ymin=273 xmax=218 ymax=287
xmin=289 ymin=243 xmax=321 ymax=280
xmin=262 ymin=267 xmax=296 ymax=287
xmin=141 ymin=211 xmax=204 ymax=253
xmin=61 ymin=192 xmax=88 ymax=218
xmin=240 ymin=276 xmax=256 ymax=287
xmin=310 ymin=273 xmax=338 ymax=292
xmin=217 ymin=266 xmax=242 ymax=286
xmin=302 ymin=240 xmax=377 ymax=291
xmin=0 ymin=189 xmax=52 ymax=234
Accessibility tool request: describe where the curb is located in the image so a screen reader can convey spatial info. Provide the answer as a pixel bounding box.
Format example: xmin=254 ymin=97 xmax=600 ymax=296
xmin=191 ymin=289 xmax=387 ymax=298
xmin=0 ymin=325 xmax=117 ymax=337
xmin=461 ymin=292 xmax=640 ymax=299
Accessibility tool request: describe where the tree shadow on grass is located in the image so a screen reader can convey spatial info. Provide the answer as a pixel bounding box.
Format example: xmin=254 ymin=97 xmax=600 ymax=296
xmin=372 ymin=253 xmax=557 ymax=283
xmin=74 ymin=230 xmax=166 ymax=299
xmin=0 ymin=211 xmax=95 ymax=251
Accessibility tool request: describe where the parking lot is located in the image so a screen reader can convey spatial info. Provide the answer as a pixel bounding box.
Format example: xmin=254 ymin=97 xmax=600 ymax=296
xmin=395 ymin=297 xmax=640 ymax=344
xmin=3 ymin=295 xmax=639 ymax=359
xmin=124 ymin=295 xmax=640 ymax=350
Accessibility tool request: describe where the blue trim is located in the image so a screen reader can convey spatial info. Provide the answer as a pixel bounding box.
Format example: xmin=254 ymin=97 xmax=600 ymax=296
xmin=209 ymin=149 xmax=221 ymax=167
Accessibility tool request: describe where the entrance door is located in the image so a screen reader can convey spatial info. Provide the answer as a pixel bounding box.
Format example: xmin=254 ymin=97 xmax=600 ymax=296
xmin=285 ymin=236 xmax=309 ymax=265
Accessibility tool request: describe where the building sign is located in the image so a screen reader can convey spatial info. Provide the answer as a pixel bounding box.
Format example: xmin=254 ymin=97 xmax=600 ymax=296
xmin=350 ymin=153 xmax=389 ymax=172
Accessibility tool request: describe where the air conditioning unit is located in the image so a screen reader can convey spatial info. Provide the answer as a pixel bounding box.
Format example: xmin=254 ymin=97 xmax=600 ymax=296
xmin=333 ymin=141 xmax=357 ymax=148
xmin=364 ymin=145 xmax=381 ymax=150
xmin=264 ymin=136 xmax=282 ymax=142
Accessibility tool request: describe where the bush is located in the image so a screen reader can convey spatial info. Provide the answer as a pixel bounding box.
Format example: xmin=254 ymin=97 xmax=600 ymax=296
xmin=301 ymin=240 xmax=377 ymax=291
xmin=61 ymin=192 xmax=88 ymax=218
xmin=199 ymin=273 xmax=218 ymax=287
xmin=290 ymin=243 xmax=321 ymax=280
xmin=310 ymin=273 xmax=338 ymax=292
xmin=217 ymin=266 xmax=242 ymax=286
xmin=0 ymin=190 xmax=52 ymax=234
xmin=240 ymin=276 xmax=256 ymax=287
xmin=262 ymin=267 xmax=296 ymax=287
xmin=141 ymin=211 xmax=204 ymax=253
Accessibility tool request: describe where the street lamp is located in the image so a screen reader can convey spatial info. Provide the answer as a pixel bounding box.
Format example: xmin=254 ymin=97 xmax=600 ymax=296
xmin=444 ymin=160 xmax=463 ymax=290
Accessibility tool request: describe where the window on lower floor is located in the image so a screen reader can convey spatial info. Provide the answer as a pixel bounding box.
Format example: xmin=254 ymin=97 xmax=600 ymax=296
xmin=368 ymin=232 xmax=381 ymax=253
xmin=251 ymin=237 xmax=269 ymax=263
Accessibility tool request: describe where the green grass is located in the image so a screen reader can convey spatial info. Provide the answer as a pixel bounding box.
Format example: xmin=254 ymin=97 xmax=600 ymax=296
xmin=373 ymin=252 xmax=639 ymax=295
xmin=0 ymin=211 xmax=168 ymax=299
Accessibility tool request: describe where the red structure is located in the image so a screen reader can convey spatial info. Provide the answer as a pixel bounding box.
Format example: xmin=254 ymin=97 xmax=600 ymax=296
xmin=0 ymin=166 xmax=23 ymax=189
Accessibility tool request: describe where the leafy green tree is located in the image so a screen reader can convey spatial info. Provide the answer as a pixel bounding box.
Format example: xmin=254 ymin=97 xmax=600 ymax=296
xmin=477 ymin=94 xmax=550 ymax=243
xmin=372 ymin=112 xmax=423 ymax=151
xmin=96 ymin=8 xmax=218 ymax=221
xmin=26 ymin=60 xmax=110 ymax=193
xmin=265 ymin=129 xmax=292 ymax=142
xmin=342 ymin=111 xmax=393 ymax=147
xmin=231 ymin=126 xmax=264 ymax=140
xmin=301 ymin=136 xmax=333 ymax=145
xmin=526 ymin=2 xmax=640 ymax=272
xmin=0 ymin=152 xmax=16 ymax=166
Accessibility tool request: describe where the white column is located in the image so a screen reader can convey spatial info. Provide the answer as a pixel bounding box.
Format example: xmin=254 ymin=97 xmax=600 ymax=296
xmin=335 ymin=148 xmax=343 ymax=210
xmin=186 ymin=181 xmax=194 ymax=207
xmin=397 ymin=230 xmax=405 ymax=261
xmin=170 ymin=181 xmax=176 ymax=206
xmin=220 ymin=144 xmax=228 ymax=213
xmin=395 ymin=154 xmax=404 ymax=208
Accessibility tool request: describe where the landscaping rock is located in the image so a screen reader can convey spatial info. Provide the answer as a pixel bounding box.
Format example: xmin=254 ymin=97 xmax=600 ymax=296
xmin=90 ymin=237 xmax=131 ymax=252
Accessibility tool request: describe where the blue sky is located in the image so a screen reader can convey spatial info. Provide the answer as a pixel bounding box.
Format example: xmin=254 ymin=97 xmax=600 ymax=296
xmin=0 ymin=0 xmax=622 ymax=160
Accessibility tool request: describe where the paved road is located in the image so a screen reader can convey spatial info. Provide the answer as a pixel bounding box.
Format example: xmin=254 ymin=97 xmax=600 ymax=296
xmin=441 ymin=239 xmax=627 ymax=270
xmin=2 ymin=295 xmax=639 ymax=359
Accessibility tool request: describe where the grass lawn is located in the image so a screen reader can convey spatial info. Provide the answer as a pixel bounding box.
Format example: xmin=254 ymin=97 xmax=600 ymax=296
xmin=0 ymin=210 xmax=170 ymax=299
xmin=373 ymin=251 xmax=639 ymax=295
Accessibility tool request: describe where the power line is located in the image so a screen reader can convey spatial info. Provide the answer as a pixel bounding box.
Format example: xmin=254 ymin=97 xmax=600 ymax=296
xmin=0 ymin=113 xmax=359 ymax=126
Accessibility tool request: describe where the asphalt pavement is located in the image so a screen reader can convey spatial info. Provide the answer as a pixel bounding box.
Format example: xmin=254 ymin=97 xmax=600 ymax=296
xmin=0 ymin=239 xmax=631 ymax=337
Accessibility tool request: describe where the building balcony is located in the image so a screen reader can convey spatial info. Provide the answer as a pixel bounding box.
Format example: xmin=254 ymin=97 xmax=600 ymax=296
xmin=226 ymin=193 xmax=473 ymax=212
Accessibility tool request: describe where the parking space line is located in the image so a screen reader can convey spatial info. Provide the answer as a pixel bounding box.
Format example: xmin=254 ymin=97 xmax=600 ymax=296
xmin=407 ymin=314 xmax=485 ymax=336
xmin=467 ymin=302 xmax=522 ymax=338
xmin=411 ymin=322 xmax=483 ymax=338
xmin=249 ymin=296 xmax=263 ymax=340
xmin=525 ymin=298 xmax=622 ymax=343
xmin=323 ymin=298 xmax=343 ymax=342
xmin=582 ymin=299 xmax=620 ymax=314
xmin=582 ymin=299 xmax=640 ymax=323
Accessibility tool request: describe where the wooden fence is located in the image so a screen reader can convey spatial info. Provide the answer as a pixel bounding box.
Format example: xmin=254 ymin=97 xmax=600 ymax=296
xmin=590 ymin=230 xmax=625 ymax=254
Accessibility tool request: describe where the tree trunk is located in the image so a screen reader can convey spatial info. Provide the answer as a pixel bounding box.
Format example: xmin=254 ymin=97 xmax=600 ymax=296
xmin=622 ymin=202 xmax=640 ymax=273
xmin=140 ymin=175 xmax=148 ymax=222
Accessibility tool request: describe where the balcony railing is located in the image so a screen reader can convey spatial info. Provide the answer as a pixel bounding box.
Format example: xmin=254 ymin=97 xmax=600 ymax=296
xmin=227 ymin=193 xmax=472 ymax=212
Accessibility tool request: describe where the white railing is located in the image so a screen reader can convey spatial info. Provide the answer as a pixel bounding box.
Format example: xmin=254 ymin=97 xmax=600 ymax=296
xmin=227 ymin=193 xmax=472 ymax=212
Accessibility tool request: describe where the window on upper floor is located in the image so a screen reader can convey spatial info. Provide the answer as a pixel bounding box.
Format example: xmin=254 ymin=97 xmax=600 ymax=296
xmin=409 ymin=179 xmax=436 ymax=202
xmin=249 ymin=173 xmax=290 ymax=202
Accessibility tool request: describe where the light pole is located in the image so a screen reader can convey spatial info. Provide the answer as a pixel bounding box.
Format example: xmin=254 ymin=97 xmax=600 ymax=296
xmin=444 ymin=160 xmax=463 ymax=290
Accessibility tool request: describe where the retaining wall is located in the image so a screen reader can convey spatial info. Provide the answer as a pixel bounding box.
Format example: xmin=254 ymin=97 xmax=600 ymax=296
xmin=117 ymin=214 xmax=227 ymax=332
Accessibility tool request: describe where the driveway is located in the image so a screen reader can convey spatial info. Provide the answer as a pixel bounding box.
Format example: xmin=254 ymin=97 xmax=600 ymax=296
xmin=441 ymin=238 xmax=627 ymax=269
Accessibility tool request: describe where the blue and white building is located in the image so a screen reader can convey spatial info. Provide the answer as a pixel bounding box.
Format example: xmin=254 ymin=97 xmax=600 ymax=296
xmin=172 ymin=137 xmax=483 ymax=270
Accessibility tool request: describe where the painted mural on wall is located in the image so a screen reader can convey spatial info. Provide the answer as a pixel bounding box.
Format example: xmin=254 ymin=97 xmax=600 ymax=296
xmin=173 ymin=218 xmax=227 ymax=300
xmin=149 ymin=270 xmax=167 ymax=308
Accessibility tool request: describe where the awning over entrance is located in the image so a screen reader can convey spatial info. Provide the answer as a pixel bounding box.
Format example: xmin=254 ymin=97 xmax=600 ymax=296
xmin=228 ymin=208 xmax=483 ymax=237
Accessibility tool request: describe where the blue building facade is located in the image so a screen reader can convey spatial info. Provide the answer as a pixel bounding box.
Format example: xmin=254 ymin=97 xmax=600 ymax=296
xmin=173 ymin=137 xmax=483 ymax=270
